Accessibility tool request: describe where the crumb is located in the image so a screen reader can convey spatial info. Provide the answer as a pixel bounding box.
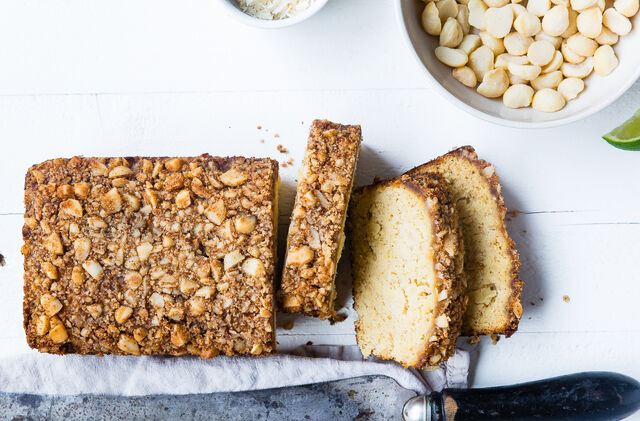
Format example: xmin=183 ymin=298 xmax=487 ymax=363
xmin=528 ymin=317 xmax=532 ymax=320
xmin=530 ymin=301 xmax=535 ymax=306
xmin=522 ymin=229 xmax=527 ymax=234
xmin=287 ymin=158 xmax=294 ymax=166
xmin=257 ymin=125 xmax=262 ymax=130
xmin=259 ymin=139 xmax=264 ymax=143
xmin=0 ymin=253 xmax=5 ymax=267
xmin=277 ymin=145 xmax=288 ymax=154
xmin=301 ymin=121 xmax=304 ymax=125
xmin=281 ymin=162 xmax=288 ymax=168
xmin=330 ymin=313 xmax=348 ymax=325
xmin=274 ymin=133 xmax=280 ymax=138
xmin=563 ymin=295 xmax=570 ymax=303
xmin=491 ymin=334 xmax=500 ymax=345
xmin=509 ymin=209 xmax=520 ymax=218
xmin=306 ymin=341 xmax=313 ymax=346
xmin=348 ymin=390 xmax=356 ymax=399
xmin=469 ymin=336 xmax=480 ymax=344
xmin=283 ymin=320 xmax=294 ymax=330
xmin=539 ymin=297 xmax=543 ymax=301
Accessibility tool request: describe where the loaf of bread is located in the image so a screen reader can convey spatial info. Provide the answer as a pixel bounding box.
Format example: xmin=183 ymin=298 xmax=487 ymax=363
xmin=279 ymin=120 xmax=362 ymax=319
xmin=407 ymin=146 xmax=523 ymax=337
xmin=23 ymin=155 xmax=279 ymax=357
xmin=349 ymin=173 xmax=466 ymax=368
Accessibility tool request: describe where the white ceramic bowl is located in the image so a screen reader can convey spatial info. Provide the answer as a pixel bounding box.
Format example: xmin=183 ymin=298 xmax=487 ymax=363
xmin=396 ymin=0 xmax=640 ymax=128
xmin=220 ymin=0 xmax=329 ymax=28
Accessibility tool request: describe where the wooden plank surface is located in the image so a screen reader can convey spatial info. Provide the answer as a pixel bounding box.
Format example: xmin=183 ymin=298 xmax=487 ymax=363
xmin=0 ymin=0 xmax=639 ymax=393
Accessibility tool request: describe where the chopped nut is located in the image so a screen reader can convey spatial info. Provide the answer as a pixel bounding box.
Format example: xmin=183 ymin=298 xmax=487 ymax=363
xmin=71 ymin=266 xmax=85 ymax=286
xmin=164 ymin=173 xmax=184 ymax=191
xmin=117 ymin=335 xmax=140 ymax=355
xmin=88 ymin=216 xmax=107 ymax=230
xmin=109 ymin=166 xmax=133 ymax=178
xmin=286 ymin=246 xmax=314 ymax=267
xmin=125 ymin=271 xmax=143 ymax=289
xmin=224 ymin=250 xmax=244 ymax=270
xmin=191 ymin=178 xmax=209 ymax=198
xmin=90 ymin=161 xmax=108 ymax=176
xmin=44 ymin=232 xmax=64 ymax=255
xmin=219 ymin=168 xmax=247 ymax=186
xmin=242 ymin=258 xmax=265 ymax=277
xmin=123 ymin=193 xmax=141 ymax=211
xmin=235 ymin=214 xmax=257 ymax=234
xmin=205 ymin=199 xmax=226 ymax=225
xmin=144 ymin=188 xmax=159 ymax=208
xmin=42 ymin=262 xmax=59 ymax=280
xmin=56 ymin=184 xmax=73 ymax=199
xmin=115 ymin=305 xmax=133 ymax=324
xmin=149 ymin=292 xmax=165 ymax=308
xmin=210 ymin=259 xmax=224 ymax=281
xmin=73 ymin=182 xmax=91 ymax=199
xmin=180 ymin=279 xmax=199 ymax=295
xmin=188 ymin=297 xmax=206 ymax=316
xmin=171 ymin=324 xmax=190 ymax=347
xmin=195 ymin=286 xmax=216 ymax=299
xmin=175 ymin=189 xmax=191 ymax=209
xmin=101 ymin=188 xmax=122 ymax=214
xmin=59 ymin=199 xmax=83 ymax=218
xmin=165 ymin=158 xmax=183 ymax=172
xmin=162 ymin=236 xmax=175 ymax=248
xmin=168 ymin=307 xmax=184 ymax=321
xmin=35 ymin=315 xmax=50 ymax=336
xmin=49 ymin=323 xmax=68 ymax=344
xmin=435 ymin=315 xmax=449 ymax=328
xmin=133 ymin=328 xmax=148 ymax=342
xmin=136 ymin=242 xmax=153 ymax=261
xmin=82 ymin=260 xmax=104 ymax=280
xmin=73 ymin=237 xmax=91 ymax=262
xmin=86 ymin=303 xmax=103 ymax=318
xmin=250 ymin=344 xmax=263 ymax=355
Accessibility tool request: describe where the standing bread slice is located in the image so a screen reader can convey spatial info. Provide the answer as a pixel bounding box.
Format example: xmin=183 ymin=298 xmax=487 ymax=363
xmin=349 ymin=173 xmax=466 ymax=368
xmin=407 ymin=146 xmax=523 ymax=337
xmin=279 ymin=120 xmax=362 ymax=319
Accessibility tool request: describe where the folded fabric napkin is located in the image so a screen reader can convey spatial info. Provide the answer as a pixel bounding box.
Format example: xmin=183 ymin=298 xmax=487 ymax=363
xmin=0 ymin=345 xmax=469 ymax=396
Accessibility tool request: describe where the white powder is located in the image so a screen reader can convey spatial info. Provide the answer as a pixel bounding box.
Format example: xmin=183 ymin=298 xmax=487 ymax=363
xmin=236 ymin=0 xmax=314 ymax=20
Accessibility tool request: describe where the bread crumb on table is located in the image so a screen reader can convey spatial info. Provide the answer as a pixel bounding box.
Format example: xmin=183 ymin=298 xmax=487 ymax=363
xmin=0 ymin=253 xmax=5 ymax=267
xmin=563 ymin=295 xmax=570 ymax=303
xmin=283 ymin=320 xmax=294 ymax=330
xmin=491 ymin=334 xmax=500 ymax=345
xmin=469 ymin=336 xmax=480 ymax=344
xmin=277 ymin=145 xmax=288 ymax=153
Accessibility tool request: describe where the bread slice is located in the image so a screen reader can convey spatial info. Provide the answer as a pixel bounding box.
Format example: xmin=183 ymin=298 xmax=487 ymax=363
xmin=279 ymin=120 xmax=362 ymax=319
xmin=349 ymin=173 xmax=466 ymax=368
xmin=407 ymin=146 xmax=522 ymax=337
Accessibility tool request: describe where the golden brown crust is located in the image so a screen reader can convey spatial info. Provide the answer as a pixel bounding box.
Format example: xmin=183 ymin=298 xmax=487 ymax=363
xmin=349 ymin=173 xmax=466 ymax=369
xmin=279 ymin=120 xmax=362 ymax=319
xmin=408 ymin=146 xmax=523 ymax=337
xmin=23 ymin=155 xmax=279 ymax=357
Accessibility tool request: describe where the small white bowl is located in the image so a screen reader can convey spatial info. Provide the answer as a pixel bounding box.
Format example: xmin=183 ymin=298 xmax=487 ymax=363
xmin=395 ymin=0 xmax=640 ymax=128
xmin=219 ymin=0 xmax=329 ymax=28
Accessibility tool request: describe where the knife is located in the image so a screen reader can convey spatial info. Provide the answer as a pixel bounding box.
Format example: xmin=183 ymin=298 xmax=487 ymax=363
xmin=403 ymin=372 xmax=640 ymax=421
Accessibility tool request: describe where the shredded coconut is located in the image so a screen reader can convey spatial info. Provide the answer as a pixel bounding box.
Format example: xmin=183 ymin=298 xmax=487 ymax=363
xmin=236 ymin=0 xmax=314 ymax=20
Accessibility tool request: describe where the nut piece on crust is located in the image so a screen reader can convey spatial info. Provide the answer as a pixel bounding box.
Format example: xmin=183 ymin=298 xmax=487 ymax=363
xmin=278 ymin=120 xmax=363 ymax=319
xmin=22 ymin=155 xmax=279 ymax=358
xmin=348 ymin=173 xmax=466 ymax=369
xmin=406 ymin=146 xmax=523 ymax=337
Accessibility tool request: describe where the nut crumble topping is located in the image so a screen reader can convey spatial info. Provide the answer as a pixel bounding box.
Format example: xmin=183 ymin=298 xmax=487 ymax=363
xmin=23 ymin=155 xmax=279 ymax=358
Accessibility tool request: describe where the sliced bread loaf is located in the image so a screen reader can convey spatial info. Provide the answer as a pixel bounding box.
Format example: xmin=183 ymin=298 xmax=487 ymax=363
xmin=407 ymin=146 xmax=522 ymax=337
xmin=349 ymin=173 xmax=466 ymax=368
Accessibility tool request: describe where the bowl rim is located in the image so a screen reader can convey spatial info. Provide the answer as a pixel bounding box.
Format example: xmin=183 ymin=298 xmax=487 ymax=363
xmin=394 ymin=0 xmax=640 ymax=129
xmin=219 ymin=0 xmax=329 ymax=29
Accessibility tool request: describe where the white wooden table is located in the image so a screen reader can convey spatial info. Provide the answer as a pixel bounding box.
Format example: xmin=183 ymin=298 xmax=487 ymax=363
xmin=0 ymin=0 xmax=639 ymax=393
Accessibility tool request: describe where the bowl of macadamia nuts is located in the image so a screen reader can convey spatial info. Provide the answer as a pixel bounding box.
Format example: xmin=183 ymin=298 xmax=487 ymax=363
xmin=396 ymin=0 xmax=640 ymax=127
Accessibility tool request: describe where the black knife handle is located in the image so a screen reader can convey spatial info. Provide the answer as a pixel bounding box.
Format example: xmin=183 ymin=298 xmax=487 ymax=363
xmin=430 ymin=372 xmax=640 ymax=421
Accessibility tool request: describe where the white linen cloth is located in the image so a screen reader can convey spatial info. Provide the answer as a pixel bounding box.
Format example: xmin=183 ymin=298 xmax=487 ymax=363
xmin=0 ymin=345 xmax=469 ymax=396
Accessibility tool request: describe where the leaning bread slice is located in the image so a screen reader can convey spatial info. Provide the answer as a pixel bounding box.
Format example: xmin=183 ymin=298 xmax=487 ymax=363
xmin=349 ymin=173 xmax=466 ymax=368
xmin=407 ymin=146 xmax=523 ymax=337
xmin=279 ymin=120 xmax=362 ymax=319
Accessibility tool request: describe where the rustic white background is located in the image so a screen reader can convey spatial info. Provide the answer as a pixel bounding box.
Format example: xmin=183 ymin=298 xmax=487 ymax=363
xmin=0 ymin=0 xmax=639 ymax=391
